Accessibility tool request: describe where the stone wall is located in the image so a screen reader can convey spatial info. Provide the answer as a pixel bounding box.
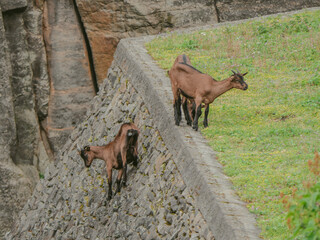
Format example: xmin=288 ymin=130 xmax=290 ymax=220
xmin=6 ymin=35 xmax=261 ymax=239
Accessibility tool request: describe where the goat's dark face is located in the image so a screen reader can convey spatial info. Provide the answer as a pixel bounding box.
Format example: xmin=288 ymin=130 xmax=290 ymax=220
xmin=231 ymin=71 xmax=248 ymax=90
xmin=78 ymin=146 xmax=94 ymax=168
xmin=127 ymin=129 xmax=138 ymax=138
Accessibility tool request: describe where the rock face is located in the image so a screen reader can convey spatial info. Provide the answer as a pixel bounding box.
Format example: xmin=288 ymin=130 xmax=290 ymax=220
xmin=0 ymin=0 xmax=28 ymax=12
xmin=3 ymin=3 xmax=42 ymax=179
xmin=215 ymin=0 xmax=320 ymax=22
xmin=0 ymin=0 xmax=96 ymax=234
xmin=75 ymin=0 xmax=219 ymax=84
xmin=1 ymin=0 xmax=53 ymax=176
xmin=0 ymin=3 xmax=33 ymax=238
xmin=43 ymin=0 xmax=96 ymax=154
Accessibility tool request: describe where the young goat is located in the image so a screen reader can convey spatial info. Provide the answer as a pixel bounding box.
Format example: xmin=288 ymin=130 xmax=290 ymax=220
xmin=168 ymin=54 xmax=248 ymax=131
xmin=77 ymin=123 xmax=139 ymax=200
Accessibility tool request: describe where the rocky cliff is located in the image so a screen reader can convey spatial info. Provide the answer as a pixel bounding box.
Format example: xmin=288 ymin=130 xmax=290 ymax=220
xmin=0 ymin=1 xmax=50 ymax=236
xmin=0 ymin=0 xmax=96 ymax=236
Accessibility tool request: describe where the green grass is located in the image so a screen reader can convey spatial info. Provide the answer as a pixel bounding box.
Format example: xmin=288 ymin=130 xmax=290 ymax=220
xmin=146 ymin=10 xmax=320 ymax=240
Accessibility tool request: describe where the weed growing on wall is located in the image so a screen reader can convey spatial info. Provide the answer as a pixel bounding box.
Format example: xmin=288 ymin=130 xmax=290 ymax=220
xmin=283 ymin=152 xmax=320 ymax=240
xmin=146 ymin=9 xmax=320 ymax=240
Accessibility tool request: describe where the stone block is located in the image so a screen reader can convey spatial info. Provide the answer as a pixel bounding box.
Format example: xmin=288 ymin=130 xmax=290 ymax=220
xmin=0 ymin=0 xmax=27 ymax=12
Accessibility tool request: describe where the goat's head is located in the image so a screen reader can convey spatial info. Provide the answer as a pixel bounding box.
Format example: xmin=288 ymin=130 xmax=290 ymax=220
xmin=230 ymin=70 xmax=248 ymax=90
xmin=77 ymin=144 xmax=94 ymax=168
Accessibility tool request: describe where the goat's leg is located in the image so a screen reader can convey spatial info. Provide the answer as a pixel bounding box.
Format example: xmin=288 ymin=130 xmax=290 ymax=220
xmin=174 ymin=95 xmax=182 ymax=126
xmin=171 ymin=84 xmax=181 ymax=125
xmin=115 ymin=169 xmax=123 ymax=193
xmin=192 ymin=101 xmax=202 ymax=131
xmin=132 ymin=155 xmax=138 ymax=167
xmin=203 ymin=104 xmax=209 ymax=128
xmin=132 ymin=145 xmax=138 ymax=167
xmin=123 ymin=163 xmax=127 ymax=187
xmin=121 ymin=148 xmax=128 ymax=187
xmin=182 ymin=97 xmax=192 ymax=126
xmin=191 ymin=101 xmax=196 ymax=121
xmin=177 ymin=95 xmax=182 ymax=123
xmin=106 ymin=165 xmax=113 ymax=200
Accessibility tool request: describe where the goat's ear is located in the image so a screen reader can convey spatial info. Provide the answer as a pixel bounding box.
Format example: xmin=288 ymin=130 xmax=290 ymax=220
xmin=242 ymin=72 xmax=248 ymax=76
xmin=84 ymin=146 xmax=90 ymax=151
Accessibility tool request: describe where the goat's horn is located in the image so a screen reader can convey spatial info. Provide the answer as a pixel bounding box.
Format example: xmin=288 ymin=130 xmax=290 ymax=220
xmin=76 ymin=143 xmax=81 ymax=152
xmin=231 ymin=70 xmax=236 ymax=75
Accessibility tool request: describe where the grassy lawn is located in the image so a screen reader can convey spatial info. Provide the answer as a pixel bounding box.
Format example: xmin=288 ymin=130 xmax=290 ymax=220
xmin=145 ymin=10 xmax=320 ymax=240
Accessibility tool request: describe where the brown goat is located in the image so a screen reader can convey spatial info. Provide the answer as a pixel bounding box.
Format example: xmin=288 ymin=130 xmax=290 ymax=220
xmin=168 ymin=54 xmax=248 ymax=131
xmin=77 ymin=123 xmax=139 ymax=200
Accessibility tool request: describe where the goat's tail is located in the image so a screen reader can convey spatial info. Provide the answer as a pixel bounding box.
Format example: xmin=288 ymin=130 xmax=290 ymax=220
xmin=182 ymin=54 xmax=187 ymax=64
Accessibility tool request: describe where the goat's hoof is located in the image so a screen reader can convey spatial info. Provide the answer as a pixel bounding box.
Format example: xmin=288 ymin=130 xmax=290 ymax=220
xmin=122 ymin=182 xmax=127 ymax=188
xmin=192 ymin=126 xmax=198 ymax=131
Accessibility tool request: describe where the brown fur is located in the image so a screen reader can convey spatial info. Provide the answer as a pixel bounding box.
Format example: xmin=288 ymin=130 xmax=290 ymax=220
xmin=168 ymin=54 xmax=248 ymax=130
xmin=78 ymin=123 xmax=139 ymax=200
